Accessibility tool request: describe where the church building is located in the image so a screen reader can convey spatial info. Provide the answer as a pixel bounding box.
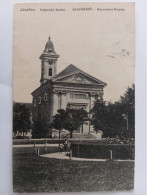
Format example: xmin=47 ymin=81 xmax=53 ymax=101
xmin=31 ymin=36 xmax=107 ymax=137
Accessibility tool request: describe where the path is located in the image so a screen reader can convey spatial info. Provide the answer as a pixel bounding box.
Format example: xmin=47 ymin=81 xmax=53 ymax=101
xmin=40 ymin=152 xmax=134 ymax=162
xmin=41 ymin=152 xmax=107 ymax=161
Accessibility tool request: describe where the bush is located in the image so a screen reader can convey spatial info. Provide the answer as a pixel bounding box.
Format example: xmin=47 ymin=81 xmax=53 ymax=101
xmin=71 ymin=143 xmax=134 ymax=160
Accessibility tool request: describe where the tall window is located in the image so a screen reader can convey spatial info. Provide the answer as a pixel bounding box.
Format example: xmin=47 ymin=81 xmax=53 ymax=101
xmin=44 ymin=93 xmax=47 ymax=101
xmin=49 ymin=68 xmax=52 ymax=76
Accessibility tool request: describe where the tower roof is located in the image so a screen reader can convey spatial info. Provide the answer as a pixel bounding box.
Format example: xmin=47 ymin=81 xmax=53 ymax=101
xmin=43 ymin=36 xmax=57 ymax=54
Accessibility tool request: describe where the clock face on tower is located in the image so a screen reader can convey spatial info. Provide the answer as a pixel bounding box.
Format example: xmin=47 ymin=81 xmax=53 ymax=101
xmin=49 ymin=60 xmax=53 ymax=65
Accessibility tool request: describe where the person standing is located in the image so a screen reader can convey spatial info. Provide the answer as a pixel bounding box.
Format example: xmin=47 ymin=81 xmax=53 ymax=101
xmin=63 ymin=138 xmax=69 ymax=154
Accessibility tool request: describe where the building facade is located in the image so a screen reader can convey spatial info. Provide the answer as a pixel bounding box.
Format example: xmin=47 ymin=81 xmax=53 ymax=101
xmin=31 ymin=37 xmax=107 ymax=137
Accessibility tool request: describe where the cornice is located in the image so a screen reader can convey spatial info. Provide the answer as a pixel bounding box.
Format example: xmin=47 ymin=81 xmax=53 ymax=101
xmin=40 ymin=53 xmax=59 ymax=60
xmin=53 ymin=80 xmax=104 ymax=87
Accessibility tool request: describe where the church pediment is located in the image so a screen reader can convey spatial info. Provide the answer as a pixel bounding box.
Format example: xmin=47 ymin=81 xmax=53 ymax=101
xmin=52 ymin=64 xmax=107 ymax=86
xmin=53 ymin=72 xmax=104 ymax=85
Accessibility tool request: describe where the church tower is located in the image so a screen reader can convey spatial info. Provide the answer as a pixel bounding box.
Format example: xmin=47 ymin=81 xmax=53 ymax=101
xmin=40 ymin=36 xmax=59 ymax=85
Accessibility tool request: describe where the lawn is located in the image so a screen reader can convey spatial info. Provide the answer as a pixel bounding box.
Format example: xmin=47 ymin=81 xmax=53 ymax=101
xmin=13 ymin=147 xmax=134 ymax=193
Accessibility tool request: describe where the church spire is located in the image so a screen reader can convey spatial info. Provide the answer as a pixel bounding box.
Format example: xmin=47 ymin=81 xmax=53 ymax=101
xmin=39 ymin=36 xmax=59 ymax=85
xmin=43 ymin=36 xmax=57 ymax=54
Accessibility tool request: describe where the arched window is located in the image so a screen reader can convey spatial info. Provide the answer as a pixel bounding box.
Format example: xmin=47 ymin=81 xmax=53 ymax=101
xmin=44 ymin=93 xmax=47 ymax=101
xmin=49 ymin=68 xmax=52 ymax=76
xmin=33 ymin=99 xmax=36 ymax=107
xmin=38 ymin=96 xmax=41 ymax=104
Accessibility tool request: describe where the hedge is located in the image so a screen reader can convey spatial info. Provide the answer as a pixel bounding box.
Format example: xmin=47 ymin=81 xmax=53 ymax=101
xmin=71 ymin=143 xmax=135 ymax=160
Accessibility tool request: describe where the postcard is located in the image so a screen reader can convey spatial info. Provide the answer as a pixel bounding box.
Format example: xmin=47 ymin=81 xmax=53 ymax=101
xmin=13 ymin=2 xmax=135 ymax=193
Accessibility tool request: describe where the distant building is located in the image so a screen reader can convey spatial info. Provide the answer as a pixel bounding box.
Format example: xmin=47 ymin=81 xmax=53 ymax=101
xmin=31 ymin=36 xmax=107 ymax=137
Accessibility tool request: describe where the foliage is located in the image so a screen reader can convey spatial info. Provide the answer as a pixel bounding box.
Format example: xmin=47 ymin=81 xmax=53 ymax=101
xmin=91 ymin=84 xmax=135 ymax=138
xmin=90 ymin=99 xmax=106 ymax=131
xmin=71 ymin=143 xmax=134 ymax=159
xmin=13 ymin=103 xmax=31 ymax=137
xmin=120 ymin=84 xmax=135 ymax=138
xmin=32 ymin=115 xmax=52 ymax=138
xmin=72 ymin=108 xmax=88 ymax=133
xmin=51 ymin=109 xmax=69 ymax=139
xmin=66 ymin=108 xmax=88 ymax=136
xmin=52 ymin=108 xmax=88 ymax=138
xmin=32 ymin=118 xmax=44 ymax=138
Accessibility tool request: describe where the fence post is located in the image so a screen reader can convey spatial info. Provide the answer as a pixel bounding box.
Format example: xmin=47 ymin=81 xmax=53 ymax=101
xmin=132 ymin=148 xmax=135 ymax=160
xmin=69 ymin=150 xmax=72 ymax=160
xmin=34 ymin=142 xmax=36 ymax=148
xmin=92 ymin=147 xmax=93 ymax=154
xmin=37 ymin=148 xmax=40 ymax=156
xmin=45 ymin=144 xmax=47 ymax=152
xmin=109 ymin=150 xmax=113 ymax=160
xmin=78 ymin=145 xmax=79 ymax=156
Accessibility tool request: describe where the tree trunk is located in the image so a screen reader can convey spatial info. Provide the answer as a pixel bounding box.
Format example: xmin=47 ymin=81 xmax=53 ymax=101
xmin=70 ymin=131 xmax=72 ymax=138
xmin=82 ymin=121 xmax=83 ymax=133
xmin=23 ymin=131 xmax=25 ymax=138
xmin=59 ymin=130 xmax=61 ymax=139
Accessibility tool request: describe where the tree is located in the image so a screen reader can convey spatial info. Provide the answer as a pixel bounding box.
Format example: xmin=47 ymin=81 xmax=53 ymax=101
xmin=32 ymin=118 xmax=44 ymax=138
xmin=65 ymin=108 xmax=88 ymax=137
xmin=51 ymin=109 xmax=68 ymax=139
xmin=90 ymin=99 xmax=106 ymax=132
xmin=13 ymin=103 xmax=31 ymax=138
xmin=90 ymin=84 xmax=135 ymax=138
xmin=51 ymin=108 xmax=88 ymax=138
xmin=74 ymin=109 xmax=89 ymax=133
xmin=119 ymin=84 xmax=135 ymax=138
xmin=67 ymin=109 xmax=88 ymax=133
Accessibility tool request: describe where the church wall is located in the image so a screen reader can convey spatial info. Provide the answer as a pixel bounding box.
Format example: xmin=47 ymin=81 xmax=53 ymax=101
xmin=32 ymin=87 xmax=53 ymax=137
xmin=52 ymin=92 xmax=59 ymax=116
xmin=68 ymin=95 xmax=89 ymax=104
xmin=50 ymin=90 xmax=97 ymax=114
xmin=32 ymin=100 xmax=38 ymax=123
xmin=67 ymin=91 xmax=90 ymax=112
xmin=61 ymin=93 xmax=67 ymax=110
xmin=90 ymin=96 xmax=95 ymax=109
xmin=49 ymin=91 xmax=53 ymax=122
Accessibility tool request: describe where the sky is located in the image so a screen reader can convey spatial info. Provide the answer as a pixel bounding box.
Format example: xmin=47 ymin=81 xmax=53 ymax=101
xmin=13 ymin=2 xmax=135 ymax=103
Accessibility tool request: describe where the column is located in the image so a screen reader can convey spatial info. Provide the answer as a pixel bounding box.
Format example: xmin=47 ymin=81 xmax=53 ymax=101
xmin=89 ymin=93 xmax=92 ymax=133
xmin=52 ymin=91 xmax=59 ymax=116
xmin=58 ymin=93 xmax=62 ymax=110
xmin=61 ymin=92 xmax=67 ymax=110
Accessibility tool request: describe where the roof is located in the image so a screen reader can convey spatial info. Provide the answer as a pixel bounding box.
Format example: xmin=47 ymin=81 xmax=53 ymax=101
xmin=53 ymin=64 xmax=107 ymax=86
xmin=32 ymin=64 xmax=107 ymax=96
xmin=53 ymin=64 xmax=80 ymax=79
xmin=43 ymin=36 xmax=57 ymax=55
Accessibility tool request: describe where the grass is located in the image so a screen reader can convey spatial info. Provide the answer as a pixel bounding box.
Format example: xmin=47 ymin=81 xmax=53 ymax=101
xmin=13 ymin=147 xmax=134 ymax=193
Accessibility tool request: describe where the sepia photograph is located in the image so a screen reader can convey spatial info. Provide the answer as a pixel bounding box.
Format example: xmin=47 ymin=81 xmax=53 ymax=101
xmin=13 ymin=2 xmax=135 ymax=193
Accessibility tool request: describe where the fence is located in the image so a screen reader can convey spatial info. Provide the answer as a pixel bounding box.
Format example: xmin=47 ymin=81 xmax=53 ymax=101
xmin=71 ymin=143 xmax=135 ymax=160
